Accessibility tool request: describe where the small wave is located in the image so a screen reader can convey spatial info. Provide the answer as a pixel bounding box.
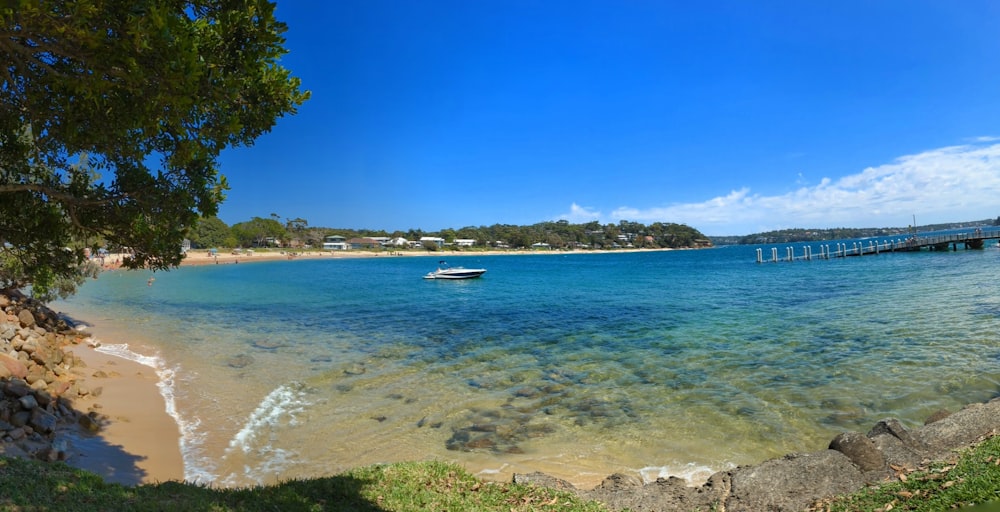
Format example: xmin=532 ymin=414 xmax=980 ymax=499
xmin=220 ymin=382 xmax=313 ymax=486
xmin=93 ymin=343 xmax=211 ymax=483
xmin=637 ymin=462 xmax=732 ymax=485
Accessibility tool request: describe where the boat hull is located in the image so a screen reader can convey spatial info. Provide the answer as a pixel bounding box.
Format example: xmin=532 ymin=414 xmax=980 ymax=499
xmin=423 ymin=269 xmax=486 ymax=280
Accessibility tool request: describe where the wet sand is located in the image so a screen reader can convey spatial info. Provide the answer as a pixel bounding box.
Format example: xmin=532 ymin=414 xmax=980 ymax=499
xmin=63 ymin=340 xmax=185 ymax=485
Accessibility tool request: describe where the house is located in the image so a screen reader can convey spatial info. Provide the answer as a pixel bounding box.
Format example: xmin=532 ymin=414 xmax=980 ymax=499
xmin=454 ymin=239 xmax=476 ymax=247
xmin=348 ymin=237 xmax=379 ymax=249
xmin=322 ymin=235 xmax=347 ymax=250
xmin=531 ymin=242 xmax=551 ymax=250
xmin=419 ymin=237 xmax=445 ymax=248
xmin=388 ymin=237 xmax=409 ymax=247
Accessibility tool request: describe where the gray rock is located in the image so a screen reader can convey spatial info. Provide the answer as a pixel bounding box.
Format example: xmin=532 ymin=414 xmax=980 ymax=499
xmin=725 ymin=451 xmax=865 ymax=512
xmin=17 ymin=395 xmax=38 ymax=411
xmin=595 ymin=473 xmax=642 ymax=491
xmin=829 ymin=431 xmax=884 ymax=472
xmin=10 ymin=410 xmax=30 ymax=428
xmin=29 ymin=409 xmax=57 ymax=434
xmin=78 ymin=413 xmax=101 ymax=433
xmin=513 ymin=472 xmax=577 ymax=490
xmin=6 ymin=427 xmax=26 ymax=441
xmin=4 ymin=379 xmax=31 ymax=398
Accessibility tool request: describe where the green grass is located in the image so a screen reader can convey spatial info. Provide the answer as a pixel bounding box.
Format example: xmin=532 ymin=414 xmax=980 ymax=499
xmin=0 ymin=458 xmax=610 ymax=511
xmin=813 ymin=434 xmax=1000 ymax=512
xmin=1 ymin=436 xmax=998 ymax=511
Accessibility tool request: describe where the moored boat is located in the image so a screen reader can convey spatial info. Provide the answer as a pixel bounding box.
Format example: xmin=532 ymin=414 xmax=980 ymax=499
xmin=423 ymin=261 xmax=486 ymax=280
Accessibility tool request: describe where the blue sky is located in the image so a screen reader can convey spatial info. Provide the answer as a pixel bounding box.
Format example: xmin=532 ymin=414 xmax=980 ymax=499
xmin=216 ymin=1 xmax=1000 ymax=236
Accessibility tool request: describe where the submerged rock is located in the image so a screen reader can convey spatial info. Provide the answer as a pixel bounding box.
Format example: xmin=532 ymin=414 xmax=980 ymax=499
xmin=225 ymin=354 xmax=255 ymax=369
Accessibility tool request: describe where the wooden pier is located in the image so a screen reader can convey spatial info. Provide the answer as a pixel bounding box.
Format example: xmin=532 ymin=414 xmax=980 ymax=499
xmin=756 ymin=227 xmax=1000 ymax=263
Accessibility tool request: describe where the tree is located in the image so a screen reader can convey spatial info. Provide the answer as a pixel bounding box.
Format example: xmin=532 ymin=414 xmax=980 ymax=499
xmin=0 ymin=1 xmax=309 ymax=297
xmin=285 ymin=217 xmax=308 ymax=246
xmin=188 ymin=216 xmax=232 ymax=249
xmin=231 ymin=217 xmax=286 ymax=248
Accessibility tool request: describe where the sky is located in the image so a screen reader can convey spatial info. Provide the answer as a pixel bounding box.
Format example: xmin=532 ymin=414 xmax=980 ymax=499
xmin=215 ymin=1 xmax=1000 ymax=236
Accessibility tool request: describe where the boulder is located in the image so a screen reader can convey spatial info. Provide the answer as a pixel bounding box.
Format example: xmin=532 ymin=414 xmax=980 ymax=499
xmin=4 ymin=379 xmax=31 ymax=398
xmin=17 ymin=394 xmax=38 ymax=411
xmin=829 ymin=431 xmax=884 ymax=472
xmin=77 ymin=412 xmax=102 ymax=433
xmin=0 ymin=354 xmax=27 ymax=379
xmin=10 ymin=410 xmax=30 ymax=428
xmin=17 ymin=309 xmax=35 ymax=328
xmin=513 ymin=472 xmax=577 ymax=490
xmin=725 ymin=451 xmax=865 ymax=512
xmin=29 ymin=408 xmax=57 ymax=435
xmin=595 ymin=473 xmax=643 ymax=491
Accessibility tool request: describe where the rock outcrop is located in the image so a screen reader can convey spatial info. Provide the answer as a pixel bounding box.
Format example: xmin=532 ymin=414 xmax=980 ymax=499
xmin=516 ymin=398 xmax=1000 ymax=511
xmin=0 ymin=290 xmax=104 ymax=463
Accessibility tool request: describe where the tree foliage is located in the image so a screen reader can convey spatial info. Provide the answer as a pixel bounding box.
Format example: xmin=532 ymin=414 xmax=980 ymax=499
xmin=188 ymin=216 xmax=233 ymax=249
xmin=0 ymin=1 xmax=308 ymax=296
xmin=231 ymin=216 xmax=286 ymax=248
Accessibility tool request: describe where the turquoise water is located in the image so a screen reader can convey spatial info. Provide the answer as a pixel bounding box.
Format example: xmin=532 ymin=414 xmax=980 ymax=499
xmin=55 ymin=244 xmax=1000 ymax=488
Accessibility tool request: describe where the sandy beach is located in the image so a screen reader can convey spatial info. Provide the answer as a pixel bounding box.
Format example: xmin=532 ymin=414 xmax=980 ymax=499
xmin=62 ymin=336 xmax=185 ymax=485
xmin=178 ymin=246 xmax=680 ymax=266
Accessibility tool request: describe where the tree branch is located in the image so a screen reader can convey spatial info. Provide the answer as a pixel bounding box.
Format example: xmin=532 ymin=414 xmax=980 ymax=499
xmin=0 ymin=183 xmax=126 ymax=206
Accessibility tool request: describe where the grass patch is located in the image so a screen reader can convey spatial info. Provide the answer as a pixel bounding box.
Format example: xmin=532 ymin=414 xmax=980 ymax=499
xmin=1 ymin=436 xmax=998 ymax=511
xmin=813 ymin=434 xmax=1000 ymax=511
xmin=0 ymin=458 xmax=610 ymax=511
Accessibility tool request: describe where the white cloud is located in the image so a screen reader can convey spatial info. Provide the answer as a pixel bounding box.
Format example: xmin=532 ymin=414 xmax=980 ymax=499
xmin=558 ymin=202 xmax=602 ymax=223
xmin=564 ymin=141 xmax=1000 ymax=235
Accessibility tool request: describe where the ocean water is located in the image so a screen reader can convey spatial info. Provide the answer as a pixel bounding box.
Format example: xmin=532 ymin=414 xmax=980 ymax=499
xmin=54 ymin=243 xmax=1000 ymax=488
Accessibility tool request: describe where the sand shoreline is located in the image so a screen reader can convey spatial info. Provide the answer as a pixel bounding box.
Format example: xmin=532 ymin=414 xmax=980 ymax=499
xmin=178 ymin=246 xmax=684 ymax=266
xmin=62 ymin=336 xmax=185 ymax=485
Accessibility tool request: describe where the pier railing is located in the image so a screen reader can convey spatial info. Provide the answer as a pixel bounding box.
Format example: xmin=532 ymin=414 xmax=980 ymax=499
xmin=756 ymin=227 xmax=1000 ymax=263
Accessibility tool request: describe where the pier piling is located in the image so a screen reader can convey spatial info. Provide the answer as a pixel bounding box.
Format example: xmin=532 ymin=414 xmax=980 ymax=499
xmin=755 ymin=227 xmax=1000 ymax=263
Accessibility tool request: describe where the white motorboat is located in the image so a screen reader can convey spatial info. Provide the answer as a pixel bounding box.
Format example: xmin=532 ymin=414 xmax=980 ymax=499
xmin=423 ymin=261 xmax=486 ymax=280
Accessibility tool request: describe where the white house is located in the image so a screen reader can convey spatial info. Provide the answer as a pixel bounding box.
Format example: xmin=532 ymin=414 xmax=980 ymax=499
xmin=322 ymin=235 xmax=347 ymax=250
xmin=454 ymin=239 xmax=476 ymax=247
xmin=419 ymin=237 xmax=445 ymax=248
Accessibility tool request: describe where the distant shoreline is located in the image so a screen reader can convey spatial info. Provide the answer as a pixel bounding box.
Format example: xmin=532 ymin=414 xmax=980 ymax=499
xmin=178 ymin=246 xmax=693 ymax=266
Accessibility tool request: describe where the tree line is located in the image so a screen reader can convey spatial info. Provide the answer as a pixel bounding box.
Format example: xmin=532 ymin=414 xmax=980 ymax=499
xmin=189 ymin=216 xmax=711 ymax=251
xmin=721 ymin=217 xmax=1000 ymax=245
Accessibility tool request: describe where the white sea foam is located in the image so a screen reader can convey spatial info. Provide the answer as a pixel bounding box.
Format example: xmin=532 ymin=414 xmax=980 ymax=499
xmin=93 ymin=343 xmax=213 ymax=483
xmin=637 ymin=462 xmax=731 ymax=485
xmin=220 ymin=382 xmax=312 ymax=486
xmin=474 ymin=463 xmax=508 ymax=477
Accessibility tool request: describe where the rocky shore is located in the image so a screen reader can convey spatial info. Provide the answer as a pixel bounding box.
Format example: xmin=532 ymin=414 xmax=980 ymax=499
xmin=515 ymin=399 xmax=1000 ymax=511
xmin=0 ymin=290 xmax=105 ymax=463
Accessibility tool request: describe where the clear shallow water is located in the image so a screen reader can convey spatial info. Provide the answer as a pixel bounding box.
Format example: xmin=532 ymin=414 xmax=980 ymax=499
xmin=55 ymin=245 xmax=1000 ymax=488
